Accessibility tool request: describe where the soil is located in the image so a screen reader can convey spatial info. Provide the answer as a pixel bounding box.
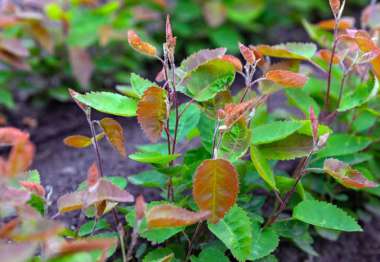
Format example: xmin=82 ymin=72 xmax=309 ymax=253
xmin=4 ymin=101 xmax=380 ymax=262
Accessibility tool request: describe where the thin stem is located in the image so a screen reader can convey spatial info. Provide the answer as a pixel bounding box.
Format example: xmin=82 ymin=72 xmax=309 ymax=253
xmin=324 ymin=17 xmax=340 ymax=112
xmin=86 ymin=111 xmax=103 ymax=177
xmin=126 ymin=225 xmax=139 ymax=261
xmin=240 ymin=77 xmax=266 ymax=102
xmin=264 ymin=153 xmax=312 ymax=227
xmin=178 ymin=99 xmax=195 ymax=119
xmin=337 ymin=72 xmax=349 ymax=109
xmin=185 ymin=222 xmax=202 ymax=261
xmin=118 ymin=224 xmax=127 ymax=262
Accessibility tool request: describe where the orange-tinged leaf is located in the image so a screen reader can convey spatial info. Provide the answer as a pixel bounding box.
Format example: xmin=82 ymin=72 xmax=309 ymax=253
xmin=147 ymin=204 xmax=210 ymax=228
xmin=87 ymin=162 xmax=100 ymax=188
xmin=135 ymin=195 xmax=146 ymax=221
xmin=221 ymin=55 xmax=243 ymax=72
xmin=317 ymin=17 xmax=354 ymax=30
xmin=63 ymin=135 xmax=92 ymax=148
xmin=6 ymin=140 xmax=35 ymax=177
xmin=329 ymin=0 xmax=341 ymax=17
xmin=137 ymin=86 xmax=168 ymax=142
xmin=127 ymin=30 xmax=157 ymax=57
xmin=239 ymin=42 xmax=255 ymax=64
xmin=223 ymin=99 xmax=256 ymax=127
xmin=96 ymin=200 xmax=107 ymax=217
xmin=19 ymin=181 xmax=45 ymax=197
xmin=265 ymin=70 xmax=308 ymax=88
xmin=100 ymin=117 xmax=126 ymax=157
xmin=57 ymin=191 xmax=85 ymax=214
xmin=0 ymin=127 xmax=29 ymax=145
xmin=30 ymin=22 xmax=54 ymax=53
xmin=324 ymin=158 xmax=378 ymax=189
xmin=318 ymin=49 xmax=340 ymax=64
xmin=193 ymin=159 xmax=239 ymax=223
xmin=0 ymin=218 xmax=19 ymax=238
xmin=57 ymin=238 xmax=117 ymax=256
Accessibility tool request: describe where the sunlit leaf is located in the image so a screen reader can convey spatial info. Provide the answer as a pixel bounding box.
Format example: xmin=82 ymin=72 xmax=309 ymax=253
xmin=250 ymin=146 xmax=277 ymax=191
xmin=293 ymin=200 xmax=362 ymax=232
xmin=208 ymin=205 xmax=252 ymax=261
xmin=324 ymin=158 xmax=378 ymax=189
xmin=265 ymin=70 xmax=308 ymax=88
xmin=193 ymin=159 xmax=239 ymax=223
xmin=147 ymin=204 xmax=209 ymax=228
xmin=127 ymin=30 xmax=157 ymax=57
xmin=74 ymin=92 xmax=137 ymax=117
xmin=137 ymin=86 xmax=168 ymax=142
xmin=100 ymin=117 xmax=126 ymax=157
xmin=257 ymin=42 xmax=317 ymax=60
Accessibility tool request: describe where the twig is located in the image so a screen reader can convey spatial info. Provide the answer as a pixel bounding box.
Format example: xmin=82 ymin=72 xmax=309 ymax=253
xmin=185 ymin=222 xmax=202 ymax=261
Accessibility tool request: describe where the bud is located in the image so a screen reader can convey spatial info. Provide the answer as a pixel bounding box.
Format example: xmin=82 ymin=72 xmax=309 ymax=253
xmin=317 ymin=133 xmax=330 ymax=148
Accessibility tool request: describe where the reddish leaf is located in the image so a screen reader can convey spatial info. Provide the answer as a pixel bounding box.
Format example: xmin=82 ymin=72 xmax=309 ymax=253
xmin=265 ymin=70 xmax=308 ymax=88
xmin=87 ymin=162 xmax=100 ymax=188
xmin=147 ymin=204 xmax=210 ymax=228
xmin=0 ymin=218 xmax=19 ymax=238
xmin=165 ymin=15 xmax=176 ymax=52
xmin=309 ymin=106 xmax=319 ymax=144
xmin=193 ymin=159 xmax=239 ymax=223
xmin=135 ymin=195 xmax=146 ymax=221
xmin=0 ymin=127 xmax=29 ymax=145
xmin=127 ymin=30 xmax=157 ymax=57
xmin=239 ymin=42 xmax=255 ymax=64
xmin=329 ymin=0 xmax=341 ymax=17
xmin=100 ymin=117 xmax=126 ymax=157
xmin=249 ymin=45 xmax=266 ymax=66
xmin=222 ymin=99 xmax=256 ymax=127
xmin=57 ymin=238 xmax=117 ymax=257
xmin=317 ymin=17 xmax=355 ymax=30
xmin=6 ymin=140 xmax=35 ymax=177
xmin=318 ymin=49 xmax=340 ymax=64
xmin=180 ymin=48 xmax=226 ymax=73
xmin=19 ymin=181 xmax=45 ymax=197
xmin=221 ymin=55 xmax=243 ymax=72
xmin=137 ymin=86 xmax=168 ymax=143
xmin=63 ymin=135 xmax=92 ymax=148
xmin=324 ymin=158 xmax=378 ymax=189
xmin=30 ymin=22 xmax=54 ymax=53
xmin=69 ymin=47 xmax=94 ymax=90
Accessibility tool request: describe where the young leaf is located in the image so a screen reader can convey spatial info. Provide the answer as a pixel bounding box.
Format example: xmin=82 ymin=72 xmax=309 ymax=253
xmin=147 ymin=204 xmax=209 ymax=228
xmin=87 ymin=162 xmax=100 ymax=188
xmin=193 ymin=159 xmax=239 ymax=223
xmin=256 ymin=42 xmax=317 ymax=60
xmin=74 ymin=92 xmax=138 ymax=117
xmin=250 ymin=146 xmax=278 ymax=191
xmin=293 ymin=200 xmax=362 ymax=232
xmin=100 ymin=117 xmax=126 ymax=157
xmin=318 ymin=49 xmax=340 ymax=64
xmin=6 ymin=140 xmax=35 ymax=177
xmin=127 ymin=30 xmax=157 ymax=57
xmin=208 ymin=205 xmax=253 ymax=261
xmin=265 ymin=70 xmax=308 ymax=88
xmin=63 ymin=135 xmax=92 ymax=148
xmin=329 ymin=0 xmax=341 ymax=17
xmin=55 ymin=238 xmax=117 ymax=257
xmin=182 ymin=59 xmax=235 ymax=102
xmin=129 ymin=152 xmax=180 ymax=165
xmin=239 ymin=42 xmax=255 ymax=64
xmin=19 ymin=181 xmax=45 ymax=197
xmin=252 ymin=120 xmax=303 ymax=145
xmin=324 ymin=158 xmax=378 ymax=189
xmin=180 ymin=48 xmax=226 ymax=74
xmin=137 ymin=86 xmax=168 ymax=142
xmin=222 ymin=99 xmax=257 ymax=128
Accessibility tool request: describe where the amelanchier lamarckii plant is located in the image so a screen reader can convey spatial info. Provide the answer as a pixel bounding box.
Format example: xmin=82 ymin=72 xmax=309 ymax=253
xmin=1 ymin=0 xmax=380 ymax=261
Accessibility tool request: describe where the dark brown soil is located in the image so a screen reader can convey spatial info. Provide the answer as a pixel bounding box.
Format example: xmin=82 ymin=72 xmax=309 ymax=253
xmin=5 ymin=102 xmax=380 ymax=262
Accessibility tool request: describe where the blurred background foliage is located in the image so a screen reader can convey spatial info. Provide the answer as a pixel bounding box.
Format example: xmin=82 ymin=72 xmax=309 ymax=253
xmin=0 ymin=0 xmax=370 ymax=109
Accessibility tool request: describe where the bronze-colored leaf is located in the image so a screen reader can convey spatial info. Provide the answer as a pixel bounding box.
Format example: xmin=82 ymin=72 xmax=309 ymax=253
xmin=87 ymin=162 xmax=100 ymax=188
xmin=265 ymin=70 xmax=308 ymax=88
xmin=239 ymin=42 xmax=255 ymax=64
xmin=127 ymin=30 xmax=157 ymax=57
xmin=100 ymin=117 xmax=126 ymax=157
xmin=193 ymin=159 xmax=239 ymax=223
xmin=63 ymin=135 xmax=92 ymax=148
xmin=318 ymin=49 xmax=340 ymax=64
xmin=317 ymin=17 xmax=354 ymax=30
xmin=137 ymin=86 xmax=168 ymax=142
xmin=19 ymin=181 xmax=45 ymax=197
xmin=324 ymin=158 xmax=378 ymax=189
xmin=6 ymin=139 xmax=35 ymax=177
xmin=57 ymin=238 xmax=117 ymax=257
xmin=329 ymin=0 xmax=341 ymax=17
xmin=147 ymin=204 xmax=210 ymax=228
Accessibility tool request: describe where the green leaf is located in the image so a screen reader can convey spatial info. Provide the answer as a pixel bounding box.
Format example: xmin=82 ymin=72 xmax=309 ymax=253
xmin=48 ymin=253 xmax=93 ymax=262
xmin=275 ymin=176 xmax=305 ymax=199
xmin=129 ymin=152 xmax=180 ymax=165
xmin=259 ymin=134 xmax=313 ymax=160
xmin=126 ymin=202 xmax=183 ymax=244
xmin=0 ymin=88 xmax=15 ymax=109
xmin=293 ymin=200 xmax=362 ymax=232
xmin=251 ymin=121 xmax=303 ymax=145
xmin=130 ymin=73 xmax=155 ymax=98
xmin=168 ymin=104 xmax=201 ymax=141
xmin=316 ymin=134 xmax=372 ymax=159
xmin=128 ymin=170 xmax=167 ymax=188
xmin=182 ymin=59 xmax=235 ymax=102
xmin=338 ymin=77 xmax=379 ymax=112
xmin=285 ymin=89 xmax=320 ymax=117
xmin=209 ymin=26 xmax=241 ymax=53
xmin=249 ymin=223 xmax=279 ymax=260
xmin=104 ymin=176 xmax=127 ymax=189
xmin=250 ymin=146 xmax=278 ymax=191
xmin=191 ymin=246 xmax=229 ymax=262
xmin=302 ymin=19 xmax=334 ymax=48
xmin=143 ymin=248 xmax=174 ymax=262
xmin=218 ymin=119 xmax=251 ymax=162
xmin=296 ymin=120 xmax=332 ymax=137
xmin=78 ymin=218 xmax=110 ymax=237
xmin=198 ymin=114 xmax=217 ymax=152
xmin=26 ymin=170 xmax=41 ymax=184
xmin=208 ymin=205 xmax=253 ymax=261
xmin=75 ymin=92 xmax=137 ymax=117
